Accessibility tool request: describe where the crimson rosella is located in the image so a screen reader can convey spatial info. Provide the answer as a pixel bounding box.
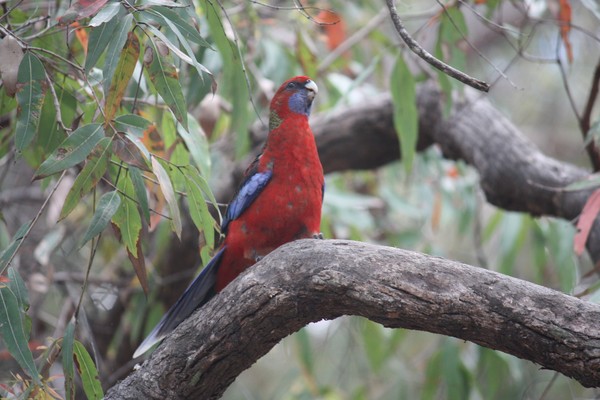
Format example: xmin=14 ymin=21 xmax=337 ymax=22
xmin=133 ymin=76 xmax=324 ymax=357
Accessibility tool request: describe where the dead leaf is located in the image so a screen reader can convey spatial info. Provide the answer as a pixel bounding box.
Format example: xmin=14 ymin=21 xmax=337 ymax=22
xmin=574 ymin=188 xmax=600 ymax=255
xmin=0 ymin=36 xmax=24 ymax=97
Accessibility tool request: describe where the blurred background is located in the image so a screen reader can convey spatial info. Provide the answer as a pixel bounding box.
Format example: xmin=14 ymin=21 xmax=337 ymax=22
xmin=1 ymin=0 xmax=599 ymax=399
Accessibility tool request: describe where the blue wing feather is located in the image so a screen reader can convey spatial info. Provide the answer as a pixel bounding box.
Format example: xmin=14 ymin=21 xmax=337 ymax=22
xmin=222 ymin=170 xmax=272 ymax=233
xmin=133 ymin=247 xmax=226 ymax=358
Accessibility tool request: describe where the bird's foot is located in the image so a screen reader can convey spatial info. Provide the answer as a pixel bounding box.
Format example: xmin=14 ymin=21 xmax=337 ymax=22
xmin=312 ymin=233 xmax=324 ymax=240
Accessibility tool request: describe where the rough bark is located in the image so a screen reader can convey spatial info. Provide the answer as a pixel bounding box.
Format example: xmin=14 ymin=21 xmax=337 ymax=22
xmin=106 ymin=239 xmax=600 ymax=399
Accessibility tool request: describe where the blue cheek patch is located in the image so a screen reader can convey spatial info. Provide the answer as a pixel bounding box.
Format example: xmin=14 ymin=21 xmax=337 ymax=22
xmin=288 ymin=91 xmax=313 ymax=116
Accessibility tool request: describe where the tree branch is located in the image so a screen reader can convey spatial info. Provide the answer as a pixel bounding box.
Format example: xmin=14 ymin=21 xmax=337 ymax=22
xmin=385 ymin=0 xmax=490 ymax=92
xmin=106 ymin=239 xmax=600 ymax=399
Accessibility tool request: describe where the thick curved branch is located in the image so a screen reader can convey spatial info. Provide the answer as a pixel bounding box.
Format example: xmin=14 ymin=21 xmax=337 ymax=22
xmin=245 ymin=83 xmax=599 ymax=260
xmin=106 ymin=239 xmax=600 ymax=399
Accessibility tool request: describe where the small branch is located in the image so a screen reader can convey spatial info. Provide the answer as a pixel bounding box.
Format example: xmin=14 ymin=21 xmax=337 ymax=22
xmin=106 ymin=240 xmax=600 ymax=399
xmin=580 ymin=57 xmax=600 ymax=171
xmin=385 ymin=0 xmax=490 ymax=92
xmin=0 ymin=171 xmax=66 ymax=276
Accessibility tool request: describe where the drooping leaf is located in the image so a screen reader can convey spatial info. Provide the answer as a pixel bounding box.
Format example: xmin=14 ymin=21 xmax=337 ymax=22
xmin=37 ymin=84 xmax=75 ymax=154
xmin=390 ymin=55 xmax=418 ymax=173
xmin=143 ymin=36 xmax=188 ymax=129
xmin=127 ymin=238 xmax=148 ymax=295
xmin=129 ymin=166 xmax=150 ymax=223
xmin=81 ymin=190 xmax=121 ymax=246
xmin=62 ymin=322 xmax=75 ymax=400
xmin=85 ymin=11 xmax=122 ymax=72
xmin=7 ymin=268 xmax=29 ymax=313
xmin=434 ymin=5 xmax=468 ymax=114
xmin=89 ymin=1 xmax=121 ymax=27
xmin=144 ymin=7 xmax=212 ymax=48
xmin=315 ymin=10 xmax=344 ymax=50
xmin=177 ymin=114 xmax=210 ymax=176
xmin=102 ymin=13 xmax=134 ymax=96
xmin=73 ymin=341 xmax=103 ymax=400
xmin=113 ymin=133 xmax=150 ymax=171
xmin=0 ymin=220 xmax=32 ymax=273
xmin=558 ymin=0 xmax=573 ymax=63
xmin=114 ymin=114 xmax=152 ymax=137
xmin=0 ymin=272 xmax=40 ymax=384
xmin=111 ymin=173 xmax=142 ymax=256
xmin=184 ymin=171 xmax=215 ymax=246
xmin=151 ymin=157 xmax=182 ymax=239
xmin=58 ymin=0 xmax=110 ymax=25
xmin=144 ymin=24 xmax=213 ymax=82
xmin=206 ymin=2 xmax=248 ymax=157
xmin=60 ymin=137 xmax=112 ymax=220
xmin=104 ymin=31 xmax=140 ymax=122
xmin=34 ymin=123 xmax=105 ymax=179
xmin=15 ymin=52 xmax=47 ymax=151
xmin=574 ymin=188 xmax=600 ymax=255
xmin=296 ymin=31 xmax=317 ymax=79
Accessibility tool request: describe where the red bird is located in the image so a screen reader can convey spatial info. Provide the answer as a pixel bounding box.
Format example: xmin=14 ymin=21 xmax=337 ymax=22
xmin=134 ymin=76 xmax=324 ymax=357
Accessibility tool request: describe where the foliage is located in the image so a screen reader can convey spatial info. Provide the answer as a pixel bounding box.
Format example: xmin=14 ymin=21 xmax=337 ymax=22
xmin=0 ymin=0 xmax=598 ymax=399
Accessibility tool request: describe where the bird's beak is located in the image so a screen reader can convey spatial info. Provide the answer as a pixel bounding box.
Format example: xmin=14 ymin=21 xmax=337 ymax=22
xmin=305 ymin=80 xmax=318 ymax=101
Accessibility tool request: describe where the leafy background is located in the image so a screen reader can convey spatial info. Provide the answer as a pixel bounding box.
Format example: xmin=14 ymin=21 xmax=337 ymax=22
xmin=0 ymin=0 xmax=599 ymax=399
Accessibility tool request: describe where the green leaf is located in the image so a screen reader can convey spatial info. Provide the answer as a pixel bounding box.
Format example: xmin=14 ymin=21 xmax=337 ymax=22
xmin=89 ymin=1 xmax=121 ymax=27
xmin=34 ymin=123 xmax=105 ymax=179
xmin=105 ymin=31 xmax=140 ymax=122
xmin=206 ymin=2 xmax=248 ymax=157
xmin=73 ymin=340 xmax=104 ymax=400
xmin=81 ymin=190 xmax=122 ymax=246
xmin=145 ymin=7 xmax=212 ymax=48
xmin=184 ymin=172 xmax=214 ymax=244
xmin=565 ymin=174 xmax=600 ymax=191
xmin=0 ymin=220 xmax=32 ymax=273
xmin=361 ymin=320 xmax=387 ymax=373
xmin=86 ymin=12 xmax=122 ymax=72
xmin=112 ymin=174 xmax=142 ymax=257
xmin=178 ymin=115 xmax=210 ymax=176
xmin=62 ymin=322 xmax=75 ymax=400
xmin=113 ymin=133 xmax=150 ymax=171
xmin=102 ymin=13 xmax=134 ymax=95
xmin=129 ymin=166 xmax=150 ymax=223
xmin=7 ymin=267 xmax=29 ymax=314
xmin=295 ymin=328 xmax=314 ymax=375
xmin=441 ymin=341 xmax=471 ymax=400
xmin=0 ymin=272 xmax=40 ymax=384
xmin=37 ymin=84 xmax=74 ymax=154
xmin=143 ymin=36 xmax=188 ymax=129
xmin=15 ymin=52 xmax=47 ymax=151
xmin=145 ymin=24 xmax=213 ymax=81
xmin=60 ymin=137 xmax=112 ymax=220
xmin=183 ymin=164 xmax=219 ymax=231
xmin=390 ymin=55 xmax=418 ymax=173
xmin=151 ymin=157 xmax=182 ymax=239
xmin=114 ymin=114 xmax=152 ymax=136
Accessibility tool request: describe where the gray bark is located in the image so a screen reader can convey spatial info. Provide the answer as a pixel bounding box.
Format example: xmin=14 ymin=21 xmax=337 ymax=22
xmin=107 ymin=239 xmax=600 ymax=399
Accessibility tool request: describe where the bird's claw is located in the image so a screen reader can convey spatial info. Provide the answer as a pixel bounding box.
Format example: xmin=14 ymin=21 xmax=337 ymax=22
xmin=312 ymin=233 xmax=324 ymax=239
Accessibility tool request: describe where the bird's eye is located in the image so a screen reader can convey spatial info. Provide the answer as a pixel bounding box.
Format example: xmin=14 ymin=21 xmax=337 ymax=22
xmin=286 ymin=82 xmax=297 ymax=89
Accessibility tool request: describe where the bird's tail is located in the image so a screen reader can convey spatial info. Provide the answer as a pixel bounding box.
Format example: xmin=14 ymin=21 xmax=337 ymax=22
xmin=133 ymin=247 xmax=226 ymax=358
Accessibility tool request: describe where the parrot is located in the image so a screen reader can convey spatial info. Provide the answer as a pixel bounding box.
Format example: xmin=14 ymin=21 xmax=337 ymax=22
xmin=133 ymin=76 xmax=324 ymax=358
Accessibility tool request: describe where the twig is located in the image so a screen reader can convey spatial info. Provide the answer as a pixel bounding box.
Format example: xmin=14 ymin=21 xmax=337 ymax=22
xmin=385 ymin=0 xmax=490 ymax=93
xmin=435 ymin=0 xmax=517 ymax=90
xmin=44 ymin=69 xmax=71 ymax=133
xmin=0 ymin=171 xmax=66 ymax=276
xmin=579 ymin=56 xmax=600 ymax=167
xmin=0 ymin=0 xmax=24 ymax=22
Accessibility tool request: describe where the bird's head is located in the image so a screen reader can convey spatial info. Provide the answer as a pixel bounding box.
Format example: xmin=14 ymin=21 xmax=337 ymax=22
xmin=269 ymin=76 xmax=318 ymax=129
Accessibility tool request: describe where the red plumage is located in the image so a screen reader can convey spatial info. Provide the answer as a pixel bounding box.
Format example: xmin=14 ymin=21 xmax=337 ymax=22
xmin=134 ymin=76 xmax=324 ymax=357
